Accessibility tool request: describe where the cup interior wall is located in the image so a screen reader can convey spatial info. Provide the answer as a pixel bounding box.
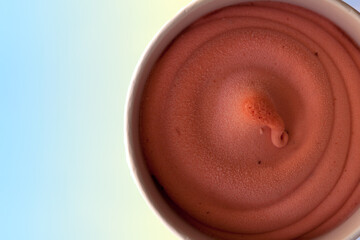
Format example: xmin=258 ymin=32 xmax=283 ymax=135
xmin=125 ymin=0 xmax=360 ymax=239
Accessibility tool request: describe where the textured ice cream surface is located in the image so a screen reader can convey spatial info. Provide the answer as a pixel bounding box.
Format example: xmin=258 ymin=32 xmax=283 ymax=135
xmin=139 ymin=2 xmax=360 ymax=239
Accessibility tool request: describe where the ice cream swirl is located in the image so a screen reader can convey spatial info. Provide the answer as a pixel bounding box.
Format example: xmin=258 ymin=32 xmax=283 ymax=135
xmin=140 ymin=2 xmax=360 ymax=239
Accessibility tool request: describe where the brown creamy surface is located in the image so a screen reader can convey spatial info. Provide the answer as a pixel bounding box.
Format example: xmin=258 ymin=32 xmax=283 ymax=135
xmin=139 ymin=2 xmax=360 ymax=239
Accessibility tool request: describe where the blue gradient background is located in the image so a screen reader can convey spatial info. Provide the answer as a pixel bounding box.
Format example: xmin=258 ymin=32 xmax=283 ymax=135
xmin=0 ymin=0 xmax=359 ymax=240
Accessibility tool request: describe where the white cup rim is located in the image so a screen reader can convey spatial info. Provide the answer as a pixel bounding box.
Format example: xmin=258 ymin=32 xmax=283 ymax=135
xmin=125 ymin=0 xmax=360 ymax=239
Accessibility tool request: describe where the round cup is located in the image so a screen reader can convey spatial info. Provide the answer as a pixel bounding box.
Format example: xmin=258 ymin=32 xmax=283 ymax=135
xmin=125 ymin=0 xmax=360 ymax=239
